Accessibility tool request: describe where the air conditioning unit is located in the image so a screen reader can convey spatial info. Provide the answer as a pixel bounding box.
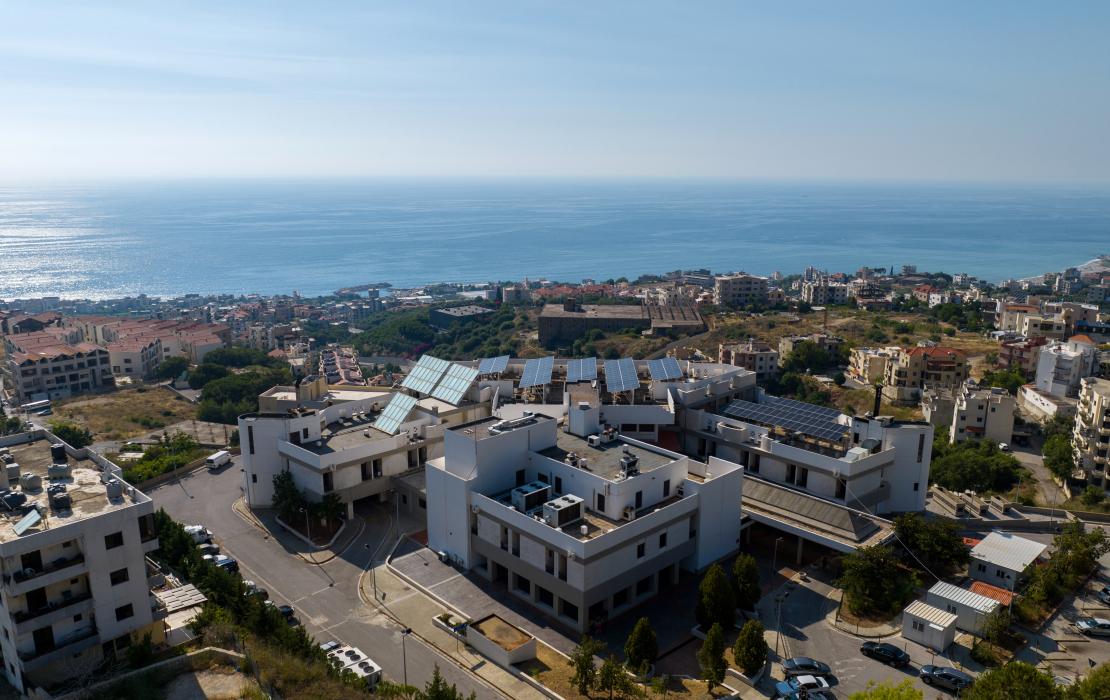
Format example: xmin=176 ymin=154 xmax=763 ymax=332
xmin=587 ymin=435 xmax=602 ymax=447
xmin=621 ymin=506 xmax=636 ymax=521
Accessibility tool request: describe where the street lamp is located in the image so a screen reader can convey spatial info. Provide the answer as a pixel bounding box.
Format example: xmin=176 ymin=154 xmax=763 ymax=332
xmin=401 ymin=627 xmax=412 ymax=686
xmin=771 ymin=536 xmax=785 ymax=585
xmin=300 ymin=506 xmax=312 ymax=541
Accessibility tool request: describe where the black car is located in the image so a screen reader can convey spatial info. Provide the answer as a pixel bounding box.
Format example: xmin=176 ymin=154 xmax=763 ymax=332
xmin=860 ymin=642 xmax=911 ymax=667
xmin=921 ymin=665 xmax=972 ymax=691
xmin=781 ymin=657 xmax=832 ymax=678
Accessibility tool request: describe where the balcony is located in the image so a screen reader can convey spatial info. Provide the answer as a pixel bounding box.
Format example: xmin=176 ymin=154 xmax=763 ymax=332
xmin=5 ymin=554 xmax=87 ymax=596
xmin=14 ymin=592 xmax=94 ymax=633
xmin=19 ymin=625 xmax=99 ymax=671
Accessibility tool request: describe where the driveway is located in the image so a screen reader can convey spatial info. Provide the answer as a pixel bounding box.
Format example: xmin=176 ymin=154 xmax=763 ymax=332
xmin=147 ymin=462 xmax=500 ymax=697
xmin=1011 ymin=444 xmax=1066 ymax=509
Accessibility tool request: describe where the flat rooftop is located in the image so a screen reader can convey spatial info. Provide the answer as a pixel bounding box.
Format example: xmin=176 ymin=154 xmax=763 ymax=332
xmin=538 ymin=431 xmax=674 ymax=482
xmin=304 ymin=414 xmax=392 ymax=453
xmin=449 ymin=413 xmax=557 ymax=441
xmin=0 ymin=438 xmax=137 ymax=543
xmin=540 ymin=303 xmax=647 ymax=319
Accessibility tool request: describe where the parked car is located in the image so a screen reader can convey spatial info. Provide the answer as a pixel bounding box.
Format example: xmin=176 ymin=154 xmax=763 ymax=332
xmin=320 ymin=640 xmax=341 ymax=653
xmin=1076 ymin=618 xmax=1110 ymax=636
xmin=998 ymin=442 xmax=1010 ymax=451
xmin=921 ymin=665 xmax=973 ymax=691
xmin=277 ymin=604 xmax=296 ymax=621
xmin=203 ymin=554 xmax=239 ymax=574
xmin=1096 ymin=586 xmax=1110 ymax=606
xmin=782 ymin=657 xmax=832 ymax=678
xmin=197 ymin=543 xmax=220 ymax=556
xmin=243 ymin=580 xmax=269 ymax=600
xmin=206 ymin=450 xmax=232 ymax=470
xmin=860 ymin=641 xmax=911 ymax=667
xmin=774 ymin=675 xmax=830 ymax=698
xmin=184 ymin=525 xmax=213 ymax=544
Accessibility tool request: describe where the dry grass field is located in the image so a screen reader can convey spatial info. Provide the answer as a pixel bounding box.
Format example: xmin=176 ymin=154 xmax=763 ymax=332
xmin=54 ymin=387 xmax=199 ymax=441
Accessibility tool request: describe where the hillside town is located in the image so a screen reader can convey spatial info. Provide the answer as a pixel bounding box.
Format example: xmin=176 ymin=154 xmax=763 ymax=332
xmin=1 ymin=256 xmax=1109 ymax=699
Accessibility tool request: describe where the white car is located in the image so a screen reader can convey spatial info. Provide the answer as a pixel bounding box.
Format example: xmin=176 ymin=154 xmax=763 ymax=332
xmin=184 ymin=525 xmax=213 ymax=544
xmin=1096 ymin=586 xmax=1110 ymax=606
xmin=1076 ymin=618 xmax=1110 ymax=636
xmin=998 ymin=442 xmax=1010 ymax=451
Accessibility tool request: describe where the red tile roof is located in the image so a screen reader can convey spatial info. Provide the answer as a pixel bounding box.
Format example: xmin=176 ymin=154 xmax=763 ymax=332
xmin=969 ymin=581 xmax=1014 ymax=606
xmin=907 ymin=346 xmax=966 ymax=359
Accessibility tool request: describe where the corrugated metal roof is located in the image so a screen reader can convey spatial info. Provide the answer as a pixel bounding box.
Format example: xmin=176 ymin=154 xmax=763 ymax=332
xmin=155 ymin=584 xmax=207 ymax=613
xmin=927 ymin=581 xmax=1000 ymax=613
xmin=904 ymin=600 xmax=957 ymax=628
xmin=971 ymin=532 xmax=1047 ymax=572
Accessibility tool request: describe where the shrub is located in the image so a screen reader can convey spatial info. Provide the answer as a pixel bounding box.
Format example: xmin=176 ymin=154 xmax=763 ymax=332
xmin=732 ymin=620 xmax=768 ymax=676
xmin=624 ymin=617 xmax=658 ymax=674
xmin=695 ymin=564 xmax=735 ymax=631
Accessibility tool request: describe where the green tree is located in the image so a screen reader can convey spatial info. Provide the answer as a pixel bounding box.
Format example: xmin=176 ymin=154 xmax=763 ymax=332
xmin=48 ymin=420 xmax=93 ymax=448
xmin=1044 ymin=434 xmax=1075 ymax=482
xmin=697 ymin=623 xmax=726 ymax=691
xmin=1070 ymin=661 xmax=1110 ymax=700
xmin=732 ymin=554 xmax=761 ymax=610
xmin=596 ymin=655 xmax=639 ymax=700
xmin=981 ymin=606 xmax=1011 ymax=655
xmin=839 ymin=545 xmax=918 ymax=616
xmin=1043 ymin=414 xmax=1075 ymax=440
xmin=155 ymin=356 xmax=189 ymax=380
xmin=624 ymin=617 xmax=658 ymax=675
xmin=732 ymin=620 xmax=767 ymax=676
xmin=695 ymin=563 xmax=736 ymax=631
xmin=979 ymin=368 xmax=1027 ymax=396
xmin=929 ymin=439 xmax=1022 ymax=493
xmin=1080 ymin=486 xmax=1105 ymax=508
xmin=893 ymin=513 xmax=969 ymax=575
xmin=568 ymin=635 xmax=604 ymax=695
xmin=187 ymin=362 xmax=229 ymax=389
xmin=848 ymin=679 xmax=923 ymax=699
xmin=272 ymin=470 xmax=305 ymax=522
xmin=964 ymin=662 xmax=1061 ymax=700
xmin=649 ymin=674 xmax=671 ymax=699
xmin=419 ymin=666 xmax=477 ymax=700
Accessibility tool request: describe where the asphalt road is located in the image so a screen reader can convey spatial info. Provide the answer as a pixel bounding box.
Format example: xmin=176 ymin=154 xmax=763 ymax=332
xmin=147 ymin=458 xmax=499 ymax=697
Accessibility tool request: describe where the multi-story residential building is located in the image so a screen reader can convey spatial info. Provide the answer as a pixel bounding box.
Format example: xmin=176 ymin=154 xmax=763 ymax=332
xmin=719 ymin=340 xmax=779 ymax=383
xmin=1073 ymin=378 xmax=1110 ymax=488
xmin=106 ymin=338 xmax=163 ymax=380
xmin=848 ymin=347 xmax=901 ymax=385
xmin=426 ymin=410 xmax=744 ymax=632
xmin=997 ymin=303 xmax=1040 ymax=333
xmin=998 ymin=336 xmax=1049 ymax=374
xmin=0 ymin=431 xmax=161 ymax=694
xmin=712 ymin=274 xmax=769 ymax=307
xmin=1034 ymin=336 xmax=1099 ymax=398
xmin=778 ymin=334 xmax=845 ymax=366
xmin=245 ymin=324 xmax=276 ymax=352
xmin=882 ymin=347 xmax=969 ymax=405
xmin=3 ymin=333 xmax=112 ymax=403
xmin=239 ymin=373 xmax=492 ymax=518
xmin=946 ymin=382 xmax=1015 ymax=444
xmin=1043 ymin=302 xmax=1100 ymax=336
xmin=801 ymin=280 xmax=849 ymax=306
xmin=1019 ymin=314 xmax=1067 ymax=340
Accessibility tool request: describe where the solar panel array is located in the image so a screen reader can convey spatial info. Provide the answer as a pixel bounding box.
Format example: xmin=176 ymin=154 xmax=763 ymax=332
xmin=648 ymin=357 xmax=683 ymax=381
xmin=477 ymin=355 xmax=510 ymax=375
xmin=401 ymin=355 xmax=450 ymax=394
xmin=566 ymin=357 xmax=598 ymax=383
xmin=432 ymin=364 xmax=479 ymax=405
xmin=373 ymin=393 xmax=418 ymax=435
xmin=721 ymin=396 xmax=848 ymax=442
xmin=520 ymin=356 xmax=555 ymax=389
xmin=604 ymin=357 xmax=640 ymax=393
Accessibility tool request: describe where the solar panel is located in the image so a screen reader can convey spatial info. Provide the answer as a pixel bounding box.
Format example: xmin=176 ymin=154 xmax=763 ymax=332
xmin=373 ymin=393 xmax=418 ymax=435
xmin=566 ymin=357 xmax=598 ymax=383
xmin=721 ymin=398 xmax=848 ymax=442
xmin=401 ymin=355 xmax=450 ymax=395
xmin=520 ymin=356 xmax=554 ymax=389
xmin=432 ymin=364 xmax=479 ymax=405
xmin=648 ymin=357 xmax=683 ymax=381
xmin=478 ymin=355 xmax=510 ymax=375
xmin=13 ymin=508 xmax=41 ymax=536
xmin=604 ymin=357 xmax=640 ymax=393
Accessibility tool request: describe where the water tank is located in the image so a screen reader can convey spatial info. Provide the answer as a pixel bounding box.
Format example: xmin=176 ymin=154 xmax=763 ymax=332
xmin=20 ymin=473 xmax=42 ymax=491
xmin=2 ymin=492 xmax=27 ymax=510
xmin=50 ymin=443 xmax=67 ymax=463
xmin=47 ymin=463 xmax=71 ymax=480
xmin=50 ymin=492 xmax=71 ymax=511
xmin=0 ymin=454 xmax=14 ymax=464
xmin=105 ymin=479 xmax=123 ymax=500
xmin=5 ymin=464 xmax=20 ymax=482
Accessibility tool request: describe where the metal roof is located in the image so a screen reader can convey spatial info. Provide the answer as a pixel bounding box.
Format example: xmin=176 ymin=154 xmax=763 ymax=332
xmin=970 ymin=532 xmax=1047 ymax=572
xmin=155 ymin=584 xmax=208 ymax=613
xmin=927 ymin=581 xmax=1000 ymax=613
xmin=903 ymin=600 xmax=957 ymax=628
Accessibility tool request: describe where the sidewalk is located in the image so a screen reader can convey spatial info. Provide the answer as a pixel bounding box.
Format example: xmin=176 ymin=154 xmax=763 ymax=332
xmin=231 ymin=498 xmax=363 ymax=565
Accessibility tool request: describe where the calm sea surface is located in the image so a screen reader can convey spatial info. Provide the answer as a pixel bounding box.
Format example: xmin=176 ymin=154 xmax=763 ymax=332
xmin=0 ymin=180 xmax=1107 ymax=300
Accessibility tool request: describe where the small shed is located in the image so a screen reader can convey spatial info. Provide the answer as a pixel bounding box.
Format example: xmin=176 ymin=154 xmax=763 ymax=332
xmin=926 ymin=581 xmax=1000 ymax=635
xmin=902 ymin=600 xmax=957 ymax=652
xmin=969 ymin=531 xmax=1047 ymax=589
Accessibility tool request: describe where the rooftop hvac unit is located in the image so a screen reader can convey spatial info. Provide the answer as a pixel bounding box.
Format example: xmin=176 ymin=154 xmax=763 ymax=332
xmin=541 ymin=494 xmax=583 ymax=528
xmin=619 ymin=450 xmax=639 ymax=476
xmin=105 ymin=479 xmax=123 ymax=500
xmin=5 ymin=464 xmax=20 ymax=483
xmin=20 ymin=473 xmax=42 ymax=492
xmin=50 ymin=443 xmax=67 ymax=463
xmin=587 ymin=435 xmax=602 ymax=447
xmin=511 ymin=481 xmax=551 ymax=513
xmin=564 ymin=452 xmax=579 ymax=467
xmin=47 ymin=463 xmax=71 ymax=480
xmin=621 ymin=506 xmax=637 ymax=521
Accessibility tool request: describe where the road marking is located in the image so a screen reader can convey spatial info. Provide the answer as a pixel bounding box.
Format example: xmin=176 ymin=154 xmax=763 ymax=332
xmin=428 ymin=573 xmax=462 ymax=590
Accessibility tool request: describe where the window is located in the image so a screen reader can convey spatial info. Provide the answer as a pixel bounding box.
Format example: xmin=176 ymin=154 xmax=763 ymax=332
xmin=912 ymin=620 xmax=924 ymax=632
xmin=659 ymin=532 xmax=667 ymax=548
xmin=247 ymin=425 xmax=255 ymax=454
xmin=977 ymin=563 xmax=986 ymax=573
xmin=913 ymin=482 xmax=919 ymax=492
xmin=662 ymin=479 xmax=670 ymax=498
xmin=537 ymin=473 xmax=548 ymax=484
xmin=109 ymin=568 xmax=129 ymax=585
xmin=917 ymin=433 xmax=925 ymax=462
xmin=835 ymin=478 xmax=847 ymax=500
xmin=516 ymin=469 xmax=526 ymax=487
xmin=361 ymin=462 xmax=371 ymax=481
xmin=373 ymin=459 xmax=382 ymax=478
xmin=322 ymin=472 xmax=333 ymax=493
xmin=115 ymin=604 xmax=134 ymax=621
xmin=74 ymin=614 xmax=83 ymax=622
xmin=635 ymin=491 xmax=643 ymax=509
xmin=785 ymin=464 xmax=797 ymax=484
xmin=797 ymin=468 xmax=808 ymax=488
xmin=554 ymin=476 xmax=562 ymax=493
xmin=104 ymin=532 xmax=124 ymax=550
xmin=596 ymin=493 xmax=605 ymax=512
xmin=419 ymin=498 xmax=426 ymax=509
xmin=251 ymin=474 xmax=257 ymax=483
xmin=636 ymin=542 xmax=645 ymax=559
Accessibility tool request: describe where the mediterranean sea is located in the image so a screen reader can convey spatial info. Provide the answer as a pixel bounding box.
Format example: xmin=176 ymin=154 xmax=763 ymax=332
xmin=0 ymin=179 xmax=1107 ymax=300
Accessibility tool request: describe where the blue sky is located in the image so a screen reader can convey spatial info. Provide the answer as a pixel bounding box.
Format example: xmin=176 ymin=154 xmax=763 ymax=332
xmin=3 ymin=2 xmax=1109 ymax=182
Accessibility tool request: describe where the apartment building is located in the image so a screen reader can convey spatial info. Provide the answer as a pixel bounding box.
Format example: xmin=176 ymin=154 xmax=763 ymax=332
xmin=240 ymin=374 xmax=492 ymax=518
xmin=1073 ymin=378 xmax=1110 ymax=488
xmin=75 ymin=317 xmax=229 ymax=365
xmin=801 ymin=280 xmax=849 ymax=306
xmin=948 ymin=382 xmax=1015 ymax=444
xmin=848 ymin=346 xmax=900 ymax=385
xmin=3 ymin=332 xmax=112 ymax=404
xmin=0 ymin=432 xmax=161 ymax=694
xmin=426 ymin=411 xmax=743 ymax=632
xmin=713 ymin=274 xmax=769 ymax=307
xmin=719 ymin=340 xmax=779 ymax=383
xmin=882 ymin=347 xmax=969 ymax=405
xmin=107 ymin=338 xmax=163 ymax=380
xmin=1035 ymin=336 xmax=1100 ymax=398
xmin=778 ymin=334 xmax=845 ymax=366
xmin=1019 ymin=314 xmax=1067 ymax=340
xmin=998 ymin=336 xmax=1049 ymax=374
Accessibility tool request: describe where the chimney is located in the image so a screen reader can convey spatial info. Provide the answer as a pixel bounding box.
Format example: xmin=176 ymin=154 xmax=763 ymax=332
xmin=873 ymin=384 xmax=883 ymax=416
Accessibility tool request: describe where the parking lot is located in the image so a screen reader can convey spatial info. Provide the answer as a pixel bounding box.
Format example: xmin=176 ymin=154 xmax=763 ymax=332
xmin=148 ymin=459 xmax=501 ymax=697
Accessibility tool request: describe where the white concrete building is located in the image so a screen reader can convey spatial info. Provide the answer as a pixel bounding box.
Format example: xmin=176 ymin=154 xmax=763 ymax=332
xmin=948 ymin=382 xmax=1015 ymax=444
xmin=969 ymin=532 xmax=1047 ymax=591
xmin=801 ymin=280 xmax=849 ymax=306
xmin=1074 ymin=377 xmax=1110 ymax=487
xmin=1035 ymin=336 xmax=1099 ymax=398
xmin=425 ymin=410 xmax=743 ymax=632
xmin=713 ymin=274 xmax=769 ymax=307
xmin=848 ymin=347 xmax=900 ymax=385
xmin=925 ymin=581 xmax=1000 ymax=635
xmin=902 ymin=600 xmax=957 ymax=651
xmin=0 ymin=432 xmax=162 ymax=694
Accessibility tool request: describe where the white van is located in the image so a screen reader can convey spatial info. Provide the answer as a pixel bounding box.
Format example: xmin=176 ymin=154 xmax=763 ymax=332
xmin=205 ymin=451 xmax=231 ymax=470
